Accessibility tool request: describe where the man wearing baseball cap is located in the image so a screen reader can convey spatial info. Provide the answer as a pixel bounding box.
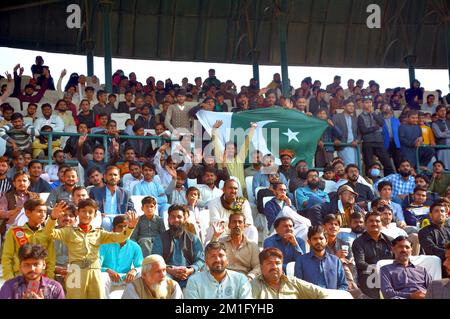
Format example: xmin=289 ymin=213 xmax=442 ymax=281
xmin=306 ymin=184 xmax=364 ymax=227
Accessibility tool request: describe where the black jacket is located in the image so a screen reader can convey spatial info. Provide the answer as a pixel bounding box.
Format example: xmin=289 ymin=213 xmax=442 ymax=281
xmin=418 ymin=223 xmax=450 ymax=261
xmin=352 ymin=231 xmax=393 ymax=299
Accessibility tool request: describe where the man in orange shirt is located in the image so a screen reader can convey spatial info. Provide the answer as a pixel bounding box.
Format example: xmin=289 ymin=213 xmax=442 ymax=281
xmin=117 ymin=146 xmax=137 ymax=177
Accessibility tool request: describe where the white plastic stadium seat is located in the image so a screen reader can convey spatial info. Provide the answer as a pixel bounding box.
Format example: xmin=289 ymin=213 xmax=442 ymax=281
xmin=268 ymin=206 xmax=311 ymax=244
xmin=375 ymin=255 xmax=442 ymax=297
xmin=323 ymin=180 xmax=338 ymax=193
xmin=254 ymin=187 xmax=268 ymax=200
xmin=324 ymin=289 xmax=353 ymax=299
xmin=286 ymin=262 xmax=295 ymax=276
xmin=187 ymin=178 xmax=198 ymax=187
xmin=245 ymin=176 xmax=255 ymax=204
xmin=109 ymin=288 xmax=125 ymax=299
xmin=262 ymin=196 xmax=274 ymax=208
xmin=39 ymin=193 xmax=50 ymax=202
xmin=5 ymin=97 xmax=22 ymax=114
xmin=0 ymin=139 xmax=5 ymax=156
xmin=409 ymin=255 xmax=442 ymax=280
xmin=41 ymin=90 xmax=61 ymax=104
xmin=111 ymin=113 xmax=130 ymax=131
xmin=20 ymin=75 xmax=31 ymax=91
xmin=131 ymin=195 xmax=146 ymax=216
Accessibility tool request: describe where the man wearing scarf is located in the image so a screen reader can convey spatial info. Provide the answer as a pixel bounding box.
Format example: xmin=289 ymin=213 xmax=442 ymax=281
xmin=151 ymin=205 xmax=205 ymax=288
xmin=207 ymin=179 xmax=258 ymax=243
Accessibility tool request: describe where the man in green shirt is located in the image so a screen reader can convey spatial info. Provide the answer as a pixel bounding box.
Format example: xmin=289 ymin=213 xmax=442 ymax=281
xmin=251 ymin=247 xmax=329 ymax=299
xmin=429 ymin=161 xmax=450 ymax=196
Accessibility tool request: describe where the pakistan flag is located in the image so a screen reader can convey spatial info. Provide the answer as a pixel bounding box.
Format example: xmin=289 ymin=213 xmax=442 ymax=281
xmin=196 ymin=108 xmax=328 ymax=166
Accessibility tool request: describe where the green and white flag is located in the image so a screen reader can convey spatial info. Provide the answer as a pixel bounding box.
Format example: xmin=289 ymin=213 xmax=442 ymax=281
xmin=196 ymin=108 xmax=328 ymax=167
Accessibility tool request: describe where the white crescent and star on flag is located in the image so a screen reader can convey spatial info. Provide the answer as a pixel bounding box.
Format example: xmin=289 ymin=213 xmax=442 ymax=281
xmin=282 ymin=128 xmax=300 ymax=143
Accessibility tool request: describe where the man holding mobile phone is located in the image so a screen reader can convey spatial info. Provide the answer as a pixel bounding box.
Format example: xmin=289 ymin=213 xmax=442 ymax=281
xmin=0 ymin=244 xmax=65 ymax=299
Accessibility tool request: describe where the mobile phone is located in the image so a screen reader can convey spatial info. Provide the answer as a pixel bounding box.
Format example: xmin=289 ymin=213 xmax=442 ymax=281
xmin=27 ymin=280 xmax=40 ymax=294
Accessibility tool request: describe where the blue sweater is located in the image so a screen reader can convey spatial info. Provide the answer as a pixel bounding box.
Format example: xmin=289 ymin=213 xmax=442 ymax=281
xmin=294 ymin=251 xmax=348 ymax=290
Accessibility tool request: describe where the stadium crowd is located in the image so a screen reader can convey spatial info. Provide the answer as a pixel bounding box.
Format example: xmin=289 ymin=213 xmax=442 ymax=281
xmin=0 ymin=56 xmax=449 ymax=299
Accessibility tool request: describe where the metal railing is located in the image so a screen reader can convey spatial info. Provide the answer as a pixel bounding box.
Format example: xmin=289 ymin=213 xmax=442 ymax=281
xmin=416 ymin=145 xmax=450 ymax=174
xmin=323 ymin=142 xmax=362 ymax=172
xmin=37 ymin=132 xmax=362 ymax=172
xmin=39 ymin=131 xmax=173 ymax=166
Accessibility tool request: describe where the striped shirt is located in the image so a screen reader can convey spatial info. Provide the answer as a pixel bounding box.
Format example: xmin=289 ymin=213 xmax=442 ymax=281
xmin=0 ymin=178 xmax=12 ymax=194
xmin=0 ymin=123 xmax=36 ymax=150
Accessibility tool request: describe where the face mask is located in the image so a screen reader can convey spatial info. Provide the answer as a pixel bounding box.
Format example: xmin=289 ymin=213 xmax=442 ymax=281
xmin=370 ymin=168 xmax=381 ymax=177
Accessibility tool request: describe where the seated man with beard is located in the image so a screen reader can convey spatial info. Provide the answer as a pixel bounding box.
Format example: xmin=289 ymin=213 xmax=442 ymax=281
xmin=184 ymin=241 xmax=252 ymax=299
xmin=122 ymin=254 xmax=183 ymax=299
xmin=252 ymin=154 xmax=288 ymax=195
xmin=151 ymin=205 xmax=205 ymax=288
xmin=294 ymin=225 xmax=348 ymax=290
xmin=295 ymin=170 xmax=330 ymax=211
xmin=207 ymin=179 xmax=258 ymax=243
xmin=307 ymin=185 xmax=364 ymax=227
xmin=289 ymin=161 xmax=325 ymax=193
xmin=375 ymin=160 xmax=416 ymax=204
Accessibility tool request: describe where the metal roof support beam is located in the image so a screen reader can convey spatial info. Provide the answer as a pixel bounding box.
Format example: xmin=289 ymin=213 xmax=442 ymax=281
xmin=404 ymin=55 xmax=417 ymax=85
xmin=252 ymin=0 xmax=261 ymax=87
xmin=100 ymin=0 xmax=113 ymax=92
xmin=278 ymin=0 xmax=290 ymax=98
xmin=84 ymin=0 xmax=96 ymax=77
xmin=86 ymin=46 xmax=94 ymax=76
xmin=447 ymin=5 xmax=450 ymax=84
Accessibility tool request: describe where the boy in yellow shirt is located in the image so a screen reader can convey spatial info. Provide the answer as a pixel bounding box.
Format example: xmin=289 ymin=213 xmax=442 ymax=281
xmin=45 ymin=198 xmax=138 ymax=299
xmin=418 ymin=112 xmax=436 ymax=146
xmin=1 ymin=198 xmax=55 ymax=280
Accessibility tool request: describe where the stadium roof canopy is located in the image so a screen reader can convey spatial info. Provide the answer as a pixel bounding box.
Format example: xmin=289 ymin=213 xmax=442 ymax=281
xmin=1 ymin=0 xmax=448 ymax=70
